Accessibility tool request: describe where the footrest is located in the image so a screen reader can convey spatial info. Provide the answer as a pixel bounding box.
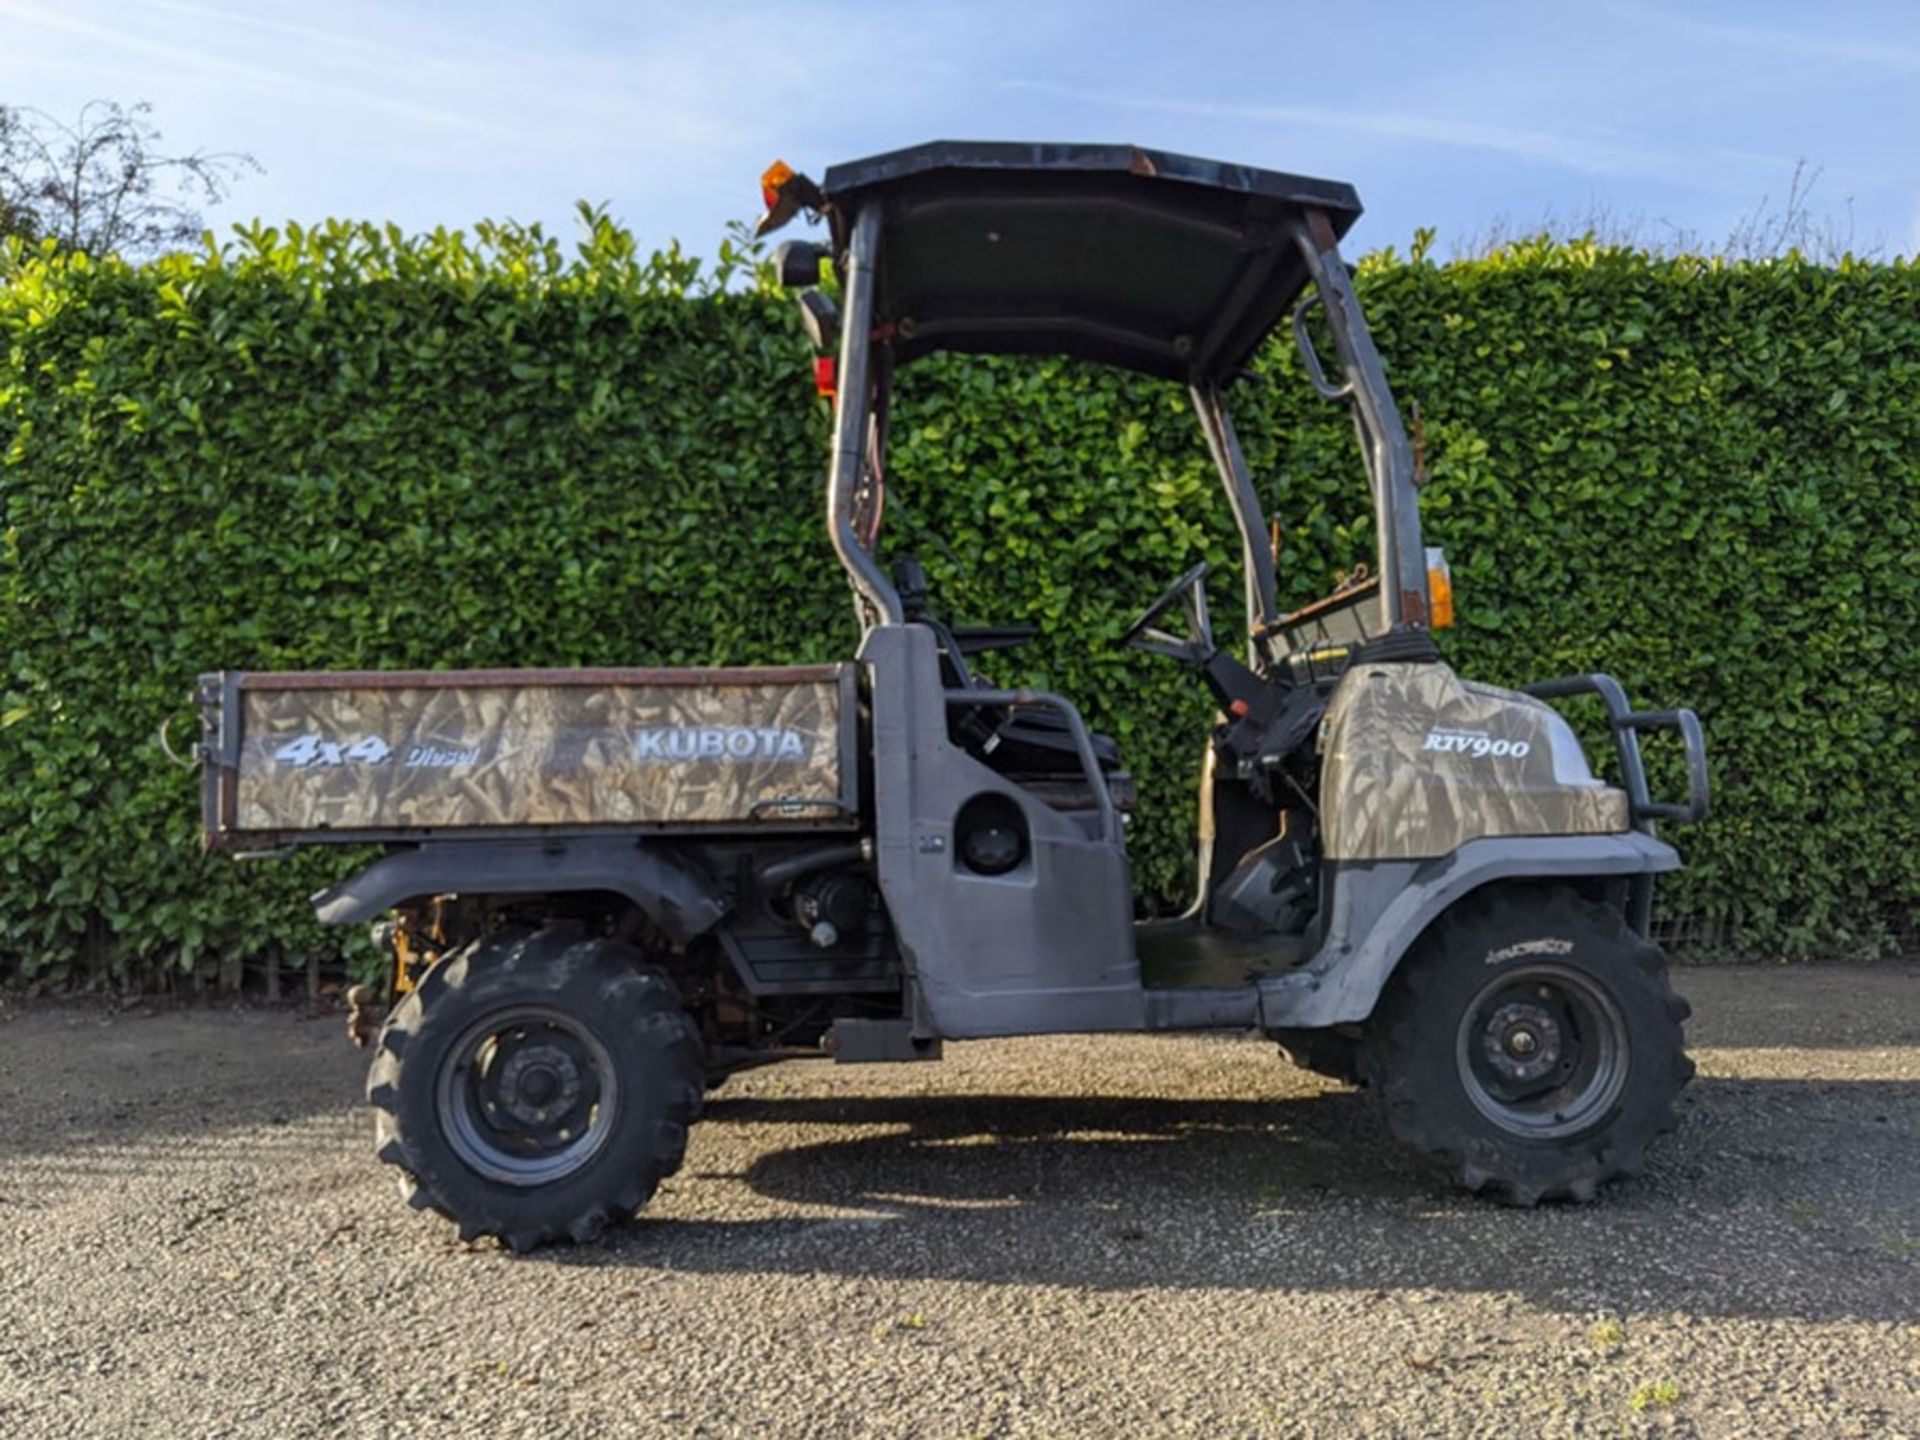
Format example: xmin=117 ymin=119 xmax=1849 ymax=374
xmin=823 ymin=1019 xmax=943 ymax=1064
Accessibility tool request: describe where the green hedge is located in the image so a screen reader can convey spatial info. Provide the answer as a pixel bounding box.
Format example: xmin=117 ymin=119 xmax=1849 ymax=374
xmin=2 ymin=218 xmax=1915 ymax=984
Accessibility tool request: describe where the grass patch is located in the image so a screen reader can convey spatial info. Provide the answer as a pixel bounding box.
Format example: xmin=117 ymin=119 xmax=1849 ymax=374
xmin=872 ymin=1311 xmax=930 ymax=1340
xmin=1629 ymin=1380 xmax=1681 ymax=1411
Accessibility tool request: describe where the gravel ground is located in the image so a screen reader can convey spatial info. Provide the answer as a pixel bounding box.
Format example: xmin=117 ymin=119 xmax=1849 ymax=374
xmin=0 ymin=963 xmax=1914 ymax=1439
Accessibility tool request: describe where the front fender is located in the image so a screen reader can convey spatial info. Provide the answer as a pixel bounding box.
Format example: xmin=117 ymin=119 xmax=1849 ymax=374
xmin=1257 ymin=832 xmax=1680 ymax=1029
xmin=309 ymin=838 xmax=727 ymax=946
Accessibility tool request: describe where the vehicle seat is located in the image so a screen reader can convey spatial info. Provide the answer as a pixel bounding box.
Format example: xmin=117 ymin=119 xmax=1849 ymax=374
xmin=893 ymin=555 xmax=1124 ymax=779
xmin=979 ymin=705 xmax=1123 ymax=773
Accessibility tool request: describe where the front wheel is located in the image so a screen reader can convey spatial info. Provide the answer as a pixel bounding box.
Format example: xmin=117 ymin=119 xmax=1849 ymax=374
xmin=1359 ymin=885 xmax=1692 ymax=1205
xmin=367 ymin=924 xmax=705 ymax=1250
xmin=1269 ymin=1027 xmax=1362 ymax=1085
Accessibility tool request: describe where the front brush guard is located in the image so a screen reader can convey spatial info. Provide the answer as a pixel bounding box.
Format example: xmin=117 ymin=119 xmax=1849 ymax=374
xmin=1524 ymin=673 xmax=1708 ymax=934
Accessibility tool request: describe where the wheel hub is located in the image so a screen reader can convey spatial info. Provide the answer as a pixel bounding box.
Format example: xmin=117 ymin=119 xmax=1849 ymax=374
xmin=494 ymin=1043 xmax=583 ymax=1128
xmin=1482 ymin=1002 xmax=1564 ymax=1085
xmin=437 ymin=1006 xmax=619 ymax=1188
xmin=1455 ymin=963 xmax=1631 ymax=1140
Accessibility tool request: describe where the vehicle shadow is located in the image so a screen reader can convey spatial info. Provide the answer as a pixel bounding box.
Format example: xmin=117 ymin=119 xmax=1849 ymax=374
xmin=565 ymin=1076 xmax=1919 ymax=1326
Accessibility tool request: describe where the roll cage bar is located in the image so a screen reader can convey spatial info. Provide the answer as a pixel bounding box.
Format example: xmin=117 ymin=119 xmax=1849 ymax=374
xmin=786 ymin=146 xmax=1432 ymax=648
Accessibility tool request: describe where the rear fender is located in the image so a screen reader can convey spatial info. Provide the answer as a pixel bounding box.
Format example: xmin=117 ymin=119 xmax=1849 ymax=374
xmin=309 ymin=838 xmax=727 ymax=946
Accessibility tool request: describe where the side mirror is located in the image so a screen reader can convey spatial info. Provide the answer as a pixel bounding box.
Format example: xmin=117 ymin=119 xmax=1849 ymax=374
xmin=797 ymin=291 xmax=839 ymax=351
xmin=774 ymin=239 xmax=829 ymax=289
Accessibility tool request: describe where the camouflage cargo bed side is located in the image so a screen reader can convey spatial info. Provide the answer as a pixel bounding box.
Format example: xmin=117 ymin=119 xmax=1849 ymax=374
xmin=198 ymin=666 xmax=860 ymax=847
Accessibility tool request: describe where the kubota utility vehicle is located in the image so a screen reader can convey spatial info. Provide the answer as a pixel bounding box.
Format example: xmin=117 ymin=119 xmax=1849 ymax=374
xmin=198 ymin=143 xmax=1708 ymax=1250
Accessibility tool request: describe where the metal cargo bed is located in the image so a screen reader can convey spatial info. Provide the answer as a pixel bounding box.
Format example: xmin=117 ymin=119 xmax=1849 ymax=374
xmin=198 ymin=665 xmax=861 ymax=850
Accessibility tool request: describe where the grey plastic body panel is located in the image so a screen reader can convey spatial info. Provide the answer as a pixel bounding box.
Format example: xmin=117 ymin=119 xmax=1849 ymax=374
xmin=1144 ymin=986 xmax=1260 ymax=1030
xmin=1255 ymin=831 xmax=1681 ymax=1030
xmin=310 ymin=838 xmax=728 ymax=946
xmin=861 ymin=624 xmax=1144 ymax=1038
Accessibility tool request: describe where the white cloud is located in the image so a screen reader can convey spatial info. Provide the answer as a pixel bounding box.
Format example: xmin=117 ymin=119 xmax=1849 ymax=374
xmin=0 ymin=0 xmax=1005 ymax=231
xmin=0 ymin=0 xmax=509 ymax=136
xmin=1612 ymin=6 xmax=1920 ymax=75
xmin=998 ymin=79 xmax=1790 ymax=189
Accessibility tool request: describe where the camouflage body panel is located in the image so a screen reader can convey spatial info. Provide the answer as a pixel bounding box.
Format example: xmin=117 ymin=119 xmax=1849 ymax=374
xmin=204 ymin=666 xmax=856 ymax=844
xmin=1319 ymin=662 xmax=1629 ymax=862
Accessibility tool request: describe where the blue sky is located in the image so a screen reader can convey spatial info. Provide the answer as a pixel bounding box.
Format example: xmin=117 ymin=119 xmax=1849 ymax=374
xmin=3 ymin=0 xmax=1915 ymax=260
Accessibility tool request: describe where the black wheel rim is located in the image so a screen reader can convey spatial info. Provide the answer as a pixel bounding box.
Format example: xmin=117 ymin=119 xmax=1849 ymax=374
xmin=1454 ymin=964 xmax=1629 ymax=1139
xmin=436 ymin=1005 xmax=618 ymax=1186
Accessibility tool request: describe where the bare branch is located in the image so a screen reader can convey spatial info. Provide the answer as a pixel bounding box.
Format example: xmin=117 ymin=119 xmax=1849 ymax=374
xmin=1447 ymin=159 xmax=1877 ymax=265
xmin=0 ymin=98 xmax=260 ymax=257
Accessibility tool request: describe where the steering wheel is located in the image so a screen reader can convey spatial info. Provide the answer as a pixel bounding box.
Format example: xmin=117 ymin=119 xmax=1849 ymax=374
xmin=1120 ymin=560 xmax=1215 ymax=662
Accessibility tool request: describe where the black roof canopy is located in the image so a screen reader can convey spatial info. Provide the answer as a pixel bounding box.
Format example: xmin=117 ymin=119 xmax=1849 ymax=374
xmin=820 ymin=141 xmax=1363 ymax=384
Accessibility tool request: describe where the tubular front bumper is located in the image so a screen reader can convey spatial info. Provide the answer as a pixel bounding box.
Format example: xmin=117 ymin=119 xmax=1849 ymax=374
xmin=1524 ymin=674 xmax=1709 ymax=827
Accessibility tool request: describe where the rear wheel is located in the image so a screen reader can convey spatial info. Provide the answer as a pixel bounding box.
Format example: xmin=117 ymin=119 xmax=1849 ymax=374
xmin=1359 ymin=885 xmax=1691 ymax=1205
xmin=367 ymin=924 xmax=704 ymax=1250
